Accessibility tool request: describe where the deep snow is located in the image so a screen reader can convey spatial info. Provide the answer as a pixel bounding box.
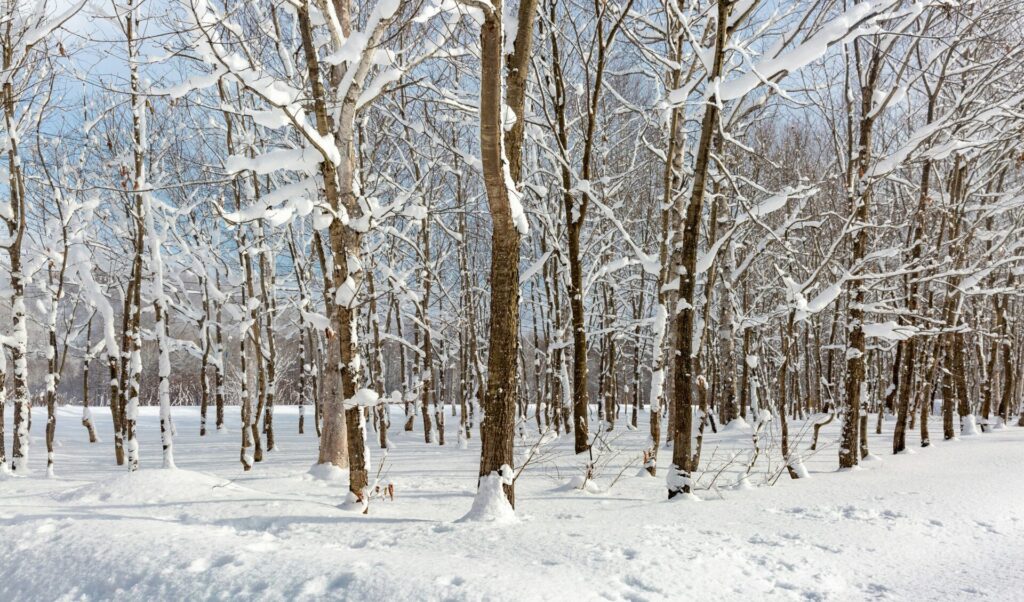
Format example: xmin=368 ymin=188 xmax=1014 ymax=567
xmin=1 ymin=405 xmax=1023 ymax=601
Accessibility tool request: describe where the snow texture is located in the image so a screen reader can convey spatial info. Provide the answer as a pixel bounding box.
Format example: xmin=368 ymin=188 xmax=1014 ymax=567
xmin=1 ymin=406 xmax=1023 ymax=601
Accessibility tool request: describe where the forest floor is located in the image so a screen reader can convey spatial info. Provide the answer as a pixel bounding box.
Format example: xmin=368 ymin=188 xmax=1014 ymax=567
xmin=1 ymin=405 xmax=1023 ymax=601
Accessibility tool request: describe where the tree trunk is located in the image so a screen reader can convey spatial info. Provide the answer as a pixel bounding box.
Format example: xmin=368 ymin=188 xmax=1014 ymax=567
xmin=476 ymin=0 xmax=526 ymax=507
xmin=840 ymin=44 xmax=883 ymax=470
xmin=668 ymin=0 xmax=730 ymax=498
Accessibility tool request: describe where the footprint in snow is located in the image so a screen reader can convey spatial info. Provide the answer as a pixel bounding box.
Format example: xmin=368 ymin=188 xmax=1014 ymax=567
xmin=622 ymin=574 xmax=663 ymax=595
xmin=554 ymin=512 xmax=584 ymax=519
xmin=328 ymin=573 xmax=356 ymax=590
xmin=813 ymin=543 xmax=841 ymax=554
xmin=211 ymin=554 xmax=238 ymax=568
xmin=434 ymin=575 xmax=466 ymax=587
xmin=299 ymin=576 xmax=328 ymax=597
xmin=862 ymin=582 xmax=894 ymax=599
xmin=748 ymin=534 xmax=783 ymax=547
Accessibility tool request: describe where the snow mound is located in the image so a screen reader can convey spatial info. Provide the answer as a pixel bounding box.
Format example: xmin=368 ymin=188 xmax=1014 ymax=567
xmin=341 ymin=490 xmax=369 ymax=513
xmin=307 ymin=462 xmax=349 ymax=482
xmin=556 ymin=475 xmax=604 ymax=494
xmin=668 ymin=491 xmax=702 ymax=502
xmin=723 ymin=417 xmax=752 ymax=432
xmin=538 ymin=430 xmax=559 ymax=445
xmin=457 ymin=466 xmax=517 ymax=524
xmin=666 ymin=466 xmax=699 ymax=500
xmin=635 ymin=467 xmax=656 ymax=478
xmin=54 ymin=469 xmax=238 ymax=505
xmin=960 ymin=415 xmax=980 ymax=436
xmin=788 ymin=457 xmax=811 ymax=478
xmin=733 ymin=475 xmax=755 ymax=490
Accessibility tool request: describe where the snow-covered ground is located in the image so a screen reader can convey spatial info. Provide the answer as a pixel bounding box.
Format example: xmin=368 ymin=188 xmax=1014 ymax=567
xmin=1 ymin=405 xmax=1022 ymax=601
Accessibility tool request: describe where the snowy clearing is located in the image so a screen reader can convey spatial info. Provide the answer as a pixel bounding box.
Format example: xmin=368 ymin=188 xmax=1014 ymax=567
xmin=2 ymin=406 xmax=1022 ymax=601
xmin=3 ymin=2 xmax=1024 ymax=601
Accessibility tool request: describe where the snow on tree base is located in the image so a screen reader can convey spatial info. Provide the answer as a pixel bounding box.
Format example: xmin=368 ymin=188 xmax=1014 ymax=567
xmin=458 ymin=466 xmax=517 ymax=524
xmin=666 ymin=465 xmax=699 ymax=501
xmin=961 ymin=415 xmax=980 ymax=437
xmin=722 ymin=417 xmax=752 ymax=432
xmin=340 ymin=491 xmax=369 ymax=513
xmin=668 ymin=491 xmax=702 ymax=502
xmin=635 ymin=467 xmax=656 ymax=478
xmin=789 ymin=458 xmax=812 ymax=478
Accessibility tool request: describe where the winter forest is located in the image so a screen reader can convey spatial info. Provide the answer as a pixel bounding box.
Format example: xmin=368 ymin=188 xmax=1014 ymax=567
xmin=2 ymin=0 xmax=1024 ymax=599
